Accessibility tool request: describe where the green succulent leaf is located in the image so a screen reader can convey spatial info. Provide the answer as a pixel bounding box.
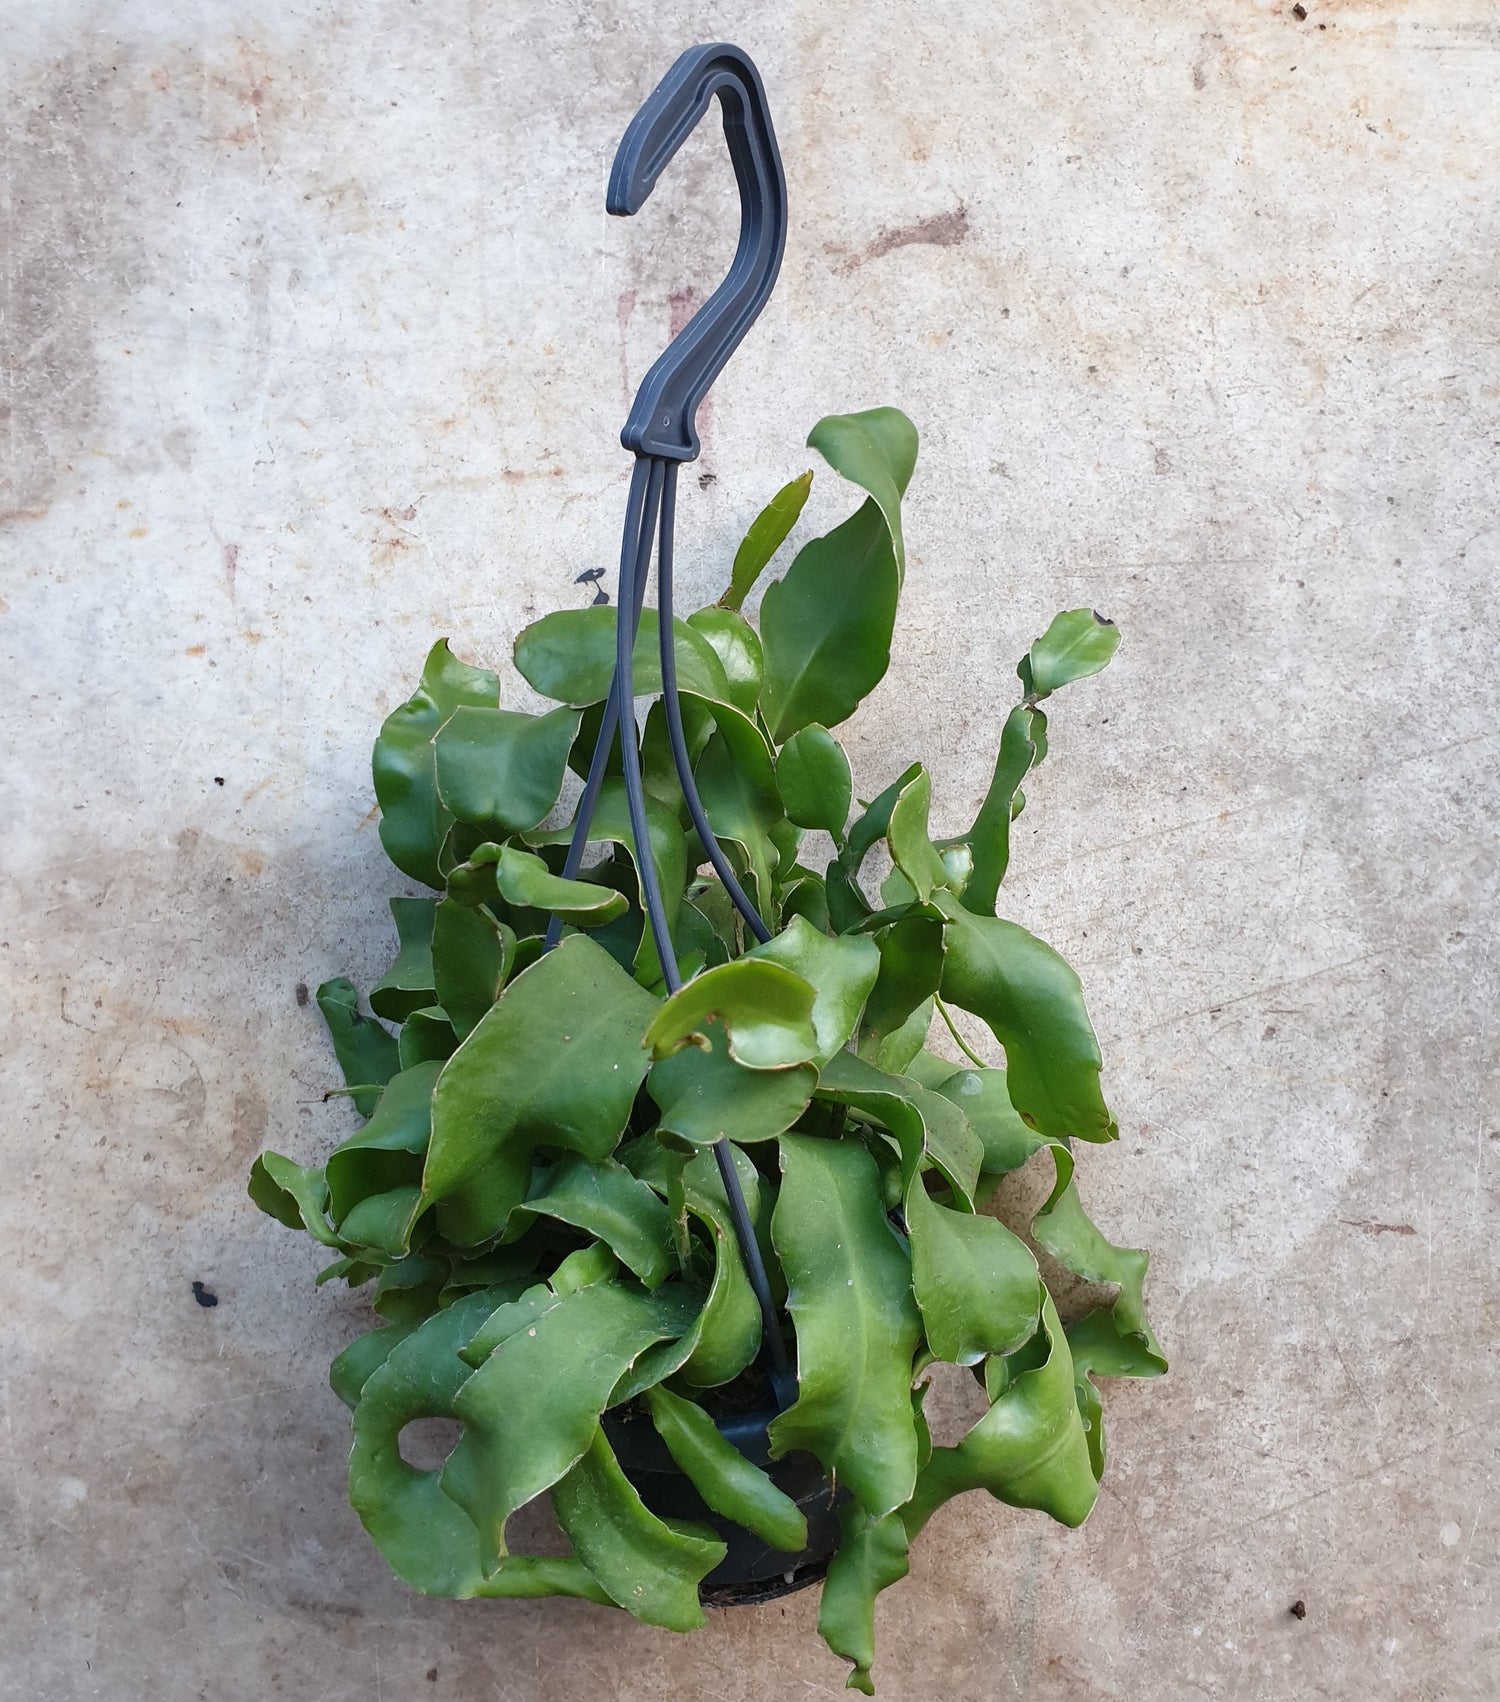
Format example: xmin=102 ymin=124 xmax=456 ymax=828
xmin=768 ymin=1134 xmax=921 ymax=1517
xmin=936 ymin=895 xmax=1116 ymax=1143
xmin=551 ymin=1426 xmax=724 ymax=1630
xmin=644 ymin=958 xmax=819 ymax=1070
xmin=649 ymin=1020 xmax=817 ymax=1145
xmin=372 ymin=639 xmax=501 ymax=889
xmin=814 ymin=1053 xmax=999 ymax=1335
xmin=904 ymin=1183 xmax=1039 ymax=1367
xmin=513 ymin=1154 xmax=675 ymax=1289
xmin=315 ymin=977 xmax=399 ymax=1118
xmin=324 ymin=1059 xmax=441 ymax=1258
xmin=369 ymin=898 xmax=438 ymax=1022
xmin=330 ymin=1320 xmax=419 ymax=1411
xmin=452 ymin=843 xmax=629 ymax=927
xmin=747 ymin=914 xmax=880 ymax=1064
xmin=248 ymin=1151 xmax=340 ymax=1246
xmin=430 ymin=898 xmax=510 ymax=1041
xmin=960 ymin=704 xmax=1040 ymax=916
xmin=806 ymin=406 xmax=919 ymax=582
xmin=813 ymin=1050 xmax=983 ymax=1210
xmin=441 ymin=1279 xmax=697 ymax=1573
xmin=689 ymin=701 xmax=783 ymax=915
xmin=396 ymin=1006 xmax=459 ymax=1070
xmin=513 ymin=607 xmax=731 ymax=707
xmin=1033 ymin=1146 xmax=1167 ymax=1379
xmin=826 ymin=762 xmax=923 ymax=930
xmin=760 ymin=504 xmax=901 ymax=744
xmin=931 ymin=1064 xmax=1046 ymax=1178
xmin=759 ymin=408 xmax=916 ymax=742
xmin=817 ymin=1503 xmax=911 ymax=1696
xmin=776 ymin=724 xmax=853 ymax=841
xmin=686 ymin=607 xmax=765 ymax=714
xmin=529 ymin=777 xmax=689 ymax=977
xmin=422 ymin=934 xmax=659 ymax=1245
xmin=858 ymin=914 xmax=945 ymax=1063
xmin=904 ymin=1289 xmax=1100 ymax=1534
xmin=1023 ymin=608 xmax=1120 ymax=701
xmin=634 ymin=1146 xmax=765 ymax=1394
xmin=346 ymin=1290 xmax=615 ymax=1603
xmin=432 ymin=704 xmax=580 ymax=837
xmin=719 ymin=469 xmax=813 ymax=611
xmin=886 ymin=768 xmax=952 ymax=904
xmin=644 ymin=1385 xmax=808 ymax=1553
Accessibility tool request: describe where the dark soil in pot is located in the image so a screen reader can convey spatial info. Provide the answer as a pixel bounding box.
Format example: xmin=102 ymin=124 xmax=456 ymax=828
xmin=604 ymin=1393 xmax=844 ymax=1605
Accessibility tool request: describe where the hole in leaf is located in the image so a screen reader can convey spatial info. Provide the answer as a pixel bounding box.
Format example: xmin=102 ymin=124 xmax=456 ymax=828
xmin=398 ymin=1416 xmax=463 ymax=1472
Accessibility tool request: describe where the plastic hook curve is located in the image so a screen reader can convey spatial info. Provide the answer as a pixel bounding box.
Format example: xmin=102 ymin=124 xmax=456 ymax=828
xmin=608 ymin=42 xmax=788 ymax=462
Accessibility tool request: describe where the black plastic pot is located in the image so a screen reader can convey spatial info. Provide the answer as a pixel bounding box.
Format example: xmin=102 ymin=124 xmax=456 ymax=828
xmin=604 ymin=1407 xmax=842 ymax=1606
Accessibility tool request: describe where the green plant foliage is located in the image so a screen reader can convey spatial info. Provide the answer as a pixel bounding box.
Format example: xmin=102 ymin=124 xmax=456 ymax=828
xmin=776 ymin=723 xmax=853 ymax=841
xmin=249 ymin=407 xmax=1161 ymax=1693
xmin=644 ymin=1385 xmax=809 ymax=1553
xmin=372 ymin=640 xmax=501 ymax=889
xmin=718 ymin=469 xmax=813 ymax=610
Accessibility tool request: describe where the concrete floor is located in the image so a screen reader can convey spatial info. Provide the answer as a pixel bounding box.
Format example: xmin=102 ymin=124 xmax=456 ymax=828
xmin=3 ymin=2 xmax=1496 ymax=1698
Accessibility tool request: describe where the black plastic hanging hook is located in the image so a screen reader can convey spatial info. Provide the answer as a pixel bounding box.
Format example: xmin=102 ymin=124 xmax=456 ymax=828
xmin=608 ymin=43 xmax=788 ymax=462
xmin=544 ymin=45 xmax=793 ymax=1402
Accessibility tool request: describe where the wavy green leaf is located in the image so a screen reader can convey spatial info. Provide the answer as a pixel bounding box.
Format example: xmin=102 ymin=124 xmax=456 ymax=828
xmin=513 ymin=1154 xmax=674 ymax=1289
xmin=529 ymin=777 xmax=689 ymax=981
xmin=760 ymin=503 xmax=902 ymax=745
xmin=817 ymin=1503 xmax=911 ymax=1696
xmin=719 ymin=469 xmax=813 ymax=611
xmin=747 ymin=914 xmax=880 ymax=1064
xmin=372 ymin=639 xmax=501 ymax=889
xmin=1033 ymin=1145 xmax=1167 ymax=1379
xmin=656 ymin=1147 xmax=765 ymax=1392
xmin=330 ymin=1319 xmax=419 ymax=1411
xmin=686 ymin=607 xmax=764 ymax=713
xmin=649 ymin=1020 xmax=816 ymax=1145
xmin=859 ymin=914 xmax=945 ymax=1062
xmin=776 ymin=723 xmax=853 ymax=842
xmin=960 ymin=703 xmax=1040 ymax=916
xmin=810 ymin=1051 xmax=1027 ymax=1363
xmin=442 ymin=1279 xmax=697 ymax=1572
xmin=323 ymin=1060 xmax=440 ymax=1257
xmin=768 ymin=1135 xmax=920 ymax=1517
xmin=369 ymin=898 xmax=438 ymax=1022
xmin=936 ymin=895 xmax=1116 ymax=1143
xmin=315 ymin=977 xmax=399 ymax=1118
xmin=1023 ymin=607 xmax=1120 ymax=700
xmin=904 ymin=1289 xmax=1099 ymax=1535
xmin=644 ymin=1385 xmax=808 ymax=1553
xmin=422 ymin=934 xmax=658 ymax=1245
xmin=513 ymin=607 xmax=730 ymax=707
xmin=396 ymin=1007 xmax=458 ymax=1070
xmin=551 ymin=1426 xmax=724 ymax=1630
xmin=931 ymin=1063 xmax=1046 ymax=1178
xmin=347 ymin=1289 xmax=613 ymax=1602
xmin=690 ymin=702 xmax=783 ymax=914
xmin=807 ymin=407 xmax=918 ymax=581
xmin=886 ymin=768 xmax=951 ymax=905
xmin=430 ymin=898 xmax=510 ymax=1041
xmin=826 ymin=762 xmax=922 ymax=931
xmin=644 ymin=958 xmax=818 ymax=1070
xmin=248 ymin=1150 xmax=340 ymax=1246
xmin=433 ymin=704 xmax=580 ymax=837
xmin=451 ymin=842 xmax=628 ymax=927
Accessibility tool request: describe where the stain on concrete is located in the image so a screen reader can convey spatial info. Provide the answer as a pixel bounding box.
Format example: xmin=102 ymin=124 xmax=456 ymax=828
xmin=834 ymin=204 xmax=970 ymax=274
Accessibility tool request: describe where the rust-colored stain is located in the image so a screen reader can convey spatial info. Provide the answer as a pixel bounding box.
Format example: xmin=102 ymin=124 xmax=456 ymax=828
xmin=831 ymin=204 xmax=970 ymax=275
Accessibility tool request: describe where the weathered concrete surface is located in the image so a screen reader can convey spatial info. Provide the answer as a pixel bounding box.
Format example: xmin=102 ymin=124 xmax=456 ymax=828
xmin=3 ymin=2 xmax=1495 ymax=1697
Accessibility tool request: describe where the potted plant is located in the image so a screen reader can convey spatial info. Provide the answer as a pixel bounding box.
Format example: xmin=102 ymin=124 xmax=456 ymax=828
xmin=249 ymin=408 xmax=1165 ymax=1693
